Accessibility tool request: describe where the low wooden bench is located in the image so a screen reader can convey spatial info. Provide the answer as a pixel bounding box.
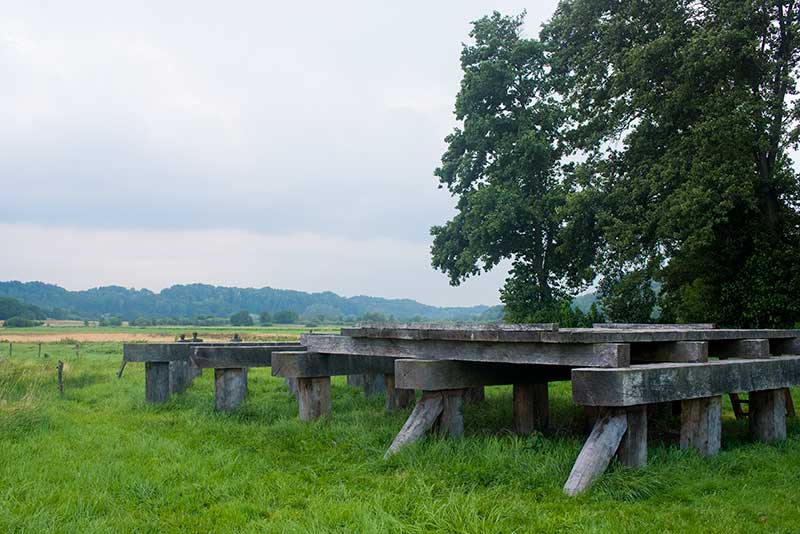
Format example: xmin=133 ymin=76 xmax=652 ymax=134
xmin=384 ymin=359 xmax=571 ymax=457
xmin=191 ymin=344 xmax=303 ymax=411
xmin=564 ymin=355 xmax=800 ymax=495
xmin=271 ymin=351 xmax=409 ymax=419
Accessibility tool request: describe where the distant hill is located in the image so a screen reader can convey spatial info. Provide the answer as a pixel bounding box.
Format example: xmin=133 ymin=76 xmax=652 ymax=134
xmin=0 ymin=281 xmax=503 ymax=322
xmin=572 ymin=291 xmax=598 ymax=312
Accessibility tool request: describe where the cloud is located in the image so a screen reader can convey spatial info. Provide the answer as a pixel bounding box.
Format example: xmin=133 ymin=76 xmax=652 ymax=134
xmin=0 ymin=1 xmax=559 ymax=305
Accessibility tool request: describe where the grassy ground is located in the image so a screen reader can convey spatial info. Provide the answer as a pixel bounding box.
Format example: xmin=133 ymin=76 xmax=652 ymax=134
xmin=1 ymin=341 xmax=800 ymax=533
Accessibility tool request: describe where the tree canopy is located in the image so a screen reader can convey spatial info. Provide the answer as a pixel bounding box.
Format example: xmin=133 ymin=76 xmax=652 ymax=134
xmin=230 ymin=310 xmax=254 ymax=327
xmin=432 ymin=3 xmax=800 ymax=327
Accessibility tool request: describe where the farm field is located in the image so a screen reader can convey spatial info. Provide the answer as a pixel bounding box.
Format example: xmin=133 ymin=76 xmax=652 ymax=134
xmin=0 ymin=324 xmax=340 ymax=343
xmin=1 ymin=341 xmax=800 ymax=532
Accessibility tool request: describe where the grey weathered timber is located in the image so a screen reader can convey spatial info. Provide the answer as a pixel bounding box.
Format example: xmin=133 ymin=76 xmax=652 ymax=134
xmin=563 ymin=409 xmax=628 ymax=496
xmin=571 ymin=356 xmax=800 ymax=407
xmin=188 ymin=360 xmax=202 ymax=380
xmin=346 ymin=374 xmax=364 ymax=387
xmin=464 ymin=386 xmax=485 ymax=404
xmin=190 ymin=345 xmax=302 ymax=368
xmin=297 ymin=377 xmax=331 ymax=420
xmin=124 ymin=342 xmax=285 ymax=362
xmin=384 ymin=392 xmax=444 ymax=458
xmin=331 ymin=326 xmax=800 ymax=345
xmin=749 ymin=389 xmax=786 ymax=442
xmin=363 ymin=372 xmax=386 ymax=397
xmin=710 ymin=338 xmax=770 ymax=359
xmin=771 ymin=337 xmax=800 ymax=355
xmin=617 ymin=405 xmax=647 ymax=468
xmin=680 ymin=396 xmax=721 ymax=456
xmin=434 ymin=390 xmax=464 ymax=438
xmin=384 ymin=374 xmax=414 ymax=413
xmin=271 ymin=351 xmax=396 ymax=378
xmin=593 ymin=323 xmax=715 ymax=330
xmin=145 ymin=362 xmax=170 ymax=403
xmin=395 ymin=359 xmax=571 ymax=390
xmin=343 ymin=323 xmax=559 ymax=342
xmin=214 ymin=368 xmax=247 ymax=412
xmin=284 ymin=377 xmax=298 ymax=397
xmin=168 ymin=361 xmax=190 ymax=394
xmin=513 ymin=383 xmax=549 ymax=435
xmin=631 ymin=341 xmax=708 ymax=363
xmin=306 ymin=336 xmax=630 ymax=368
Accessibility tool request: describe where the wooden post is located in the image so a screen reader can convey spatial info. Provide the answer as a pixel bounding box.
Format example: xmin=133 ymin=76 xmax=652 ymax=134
xmin=38 ymin=343 xmax=42 ymax=358
xmin=214 ymin=368 xmax=247 ymax=412
xmin=284 ymin=377 xmax=299 ymax=398
xmin=513 ymin=382 xmax=549 ymax=435
xmin=434 ymin=390 xmax=465 ymax=438
xmin=384 ymin=374 xmax=414 ymax=413
xmin=363 ymin=372 xmax=386 ymax=397
xmin=9 ymin=342 xmax=12 ymax=357
xmin=116 ymin=359 xmax=127 ymax=379
xmin=169 ymin=361 xmax=190 ymax=395
xmin=563 ymin=409 xmax=628 ymax=496
xmin=145 ymin=362 xmax=171 ymax=403
xmin=76 ymin=344 xmax=80 ymax=358
xmin=464 ymin=386 xmax=485 ymax=404
xmin=385 ymin=392 xmax=444 ymax=458
xmin=749 ymin=389 xmax=787 ymax=443
xmin=297 ymin=377 xmax=331 ymax=420
xmin=618 ymin=405 xmax=647 ymax=467
xmin=680 ymin=396 xmax=721 ymax=457
xmin=57 ymin=360 xmax=64 ymax=396
xmin=347 ymin=374 xmax=364 ymax=388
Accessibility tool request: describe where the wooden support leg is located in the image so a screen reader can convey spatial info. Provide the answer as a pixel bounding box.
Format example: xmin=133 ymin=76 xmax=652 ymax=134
xmin=784 ymin=388 xmax=795 ymax=417
xmin=563 ymin=409 xmax=628 ymax=496
xmin=618 ymin=405 xmax=647 ymax=467
xmin=297 ymin=377 xmax=331 ymax=420
xmin=284 ymin=377 xmax=298 ymax=398
xmin=680 ymin=396 xmax=721 ymax=457
xmin=384 ymin=392 xmax=444 ymax=458
xmin=346 ymin=374 xmax=364 ymax=388
xmin=169 ymin=361 xmax=190 ymax=394
xmin=384 ymin=374 xmax=415 ymax=413
xmin=188 ymin=360 xmax=202 ymax=381
xmin=464 ymin=386 xmax=485 ymax=404
xmin=363 ymin=372 xmax=386 ymax=397
xmin=214 ymin=368 xmax=247 ymax=412
xmin=513 ymin=382 xmax=549 ymax=435
xmin=749 ymin=389 xmax=787 ymax=443
xmin=145 ymin=362 xmax=170 ymax=403
xmin=434 ymin=390 xmax=465 ymax=438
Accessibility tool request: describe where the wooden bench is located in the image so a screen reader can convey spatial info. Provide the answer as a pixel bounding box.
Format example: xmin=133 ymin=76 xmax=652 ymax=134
xmin=564 ymin=356 xmax=800 ymax=495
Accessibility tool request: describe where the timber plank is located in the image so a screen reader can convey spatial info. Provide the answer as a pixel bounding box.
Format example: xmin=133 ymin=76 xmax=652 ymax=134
xmin=271 ymin=351 xmax=396 ymax=378
xmin=190 ymin=345 xmax=302 ymax=368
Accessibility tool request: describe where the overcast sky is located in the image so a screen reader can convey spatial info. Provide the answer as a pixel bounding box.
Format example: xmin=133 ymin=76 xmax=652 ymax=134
xmin=0 ymin=1 xmax=560 ymax=307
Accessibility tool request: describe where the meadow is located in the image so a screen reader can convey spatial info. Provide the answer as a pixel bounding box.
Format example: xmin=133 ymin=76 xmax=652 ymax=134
xmin=1 ymin=339 xmax=800 ymax=532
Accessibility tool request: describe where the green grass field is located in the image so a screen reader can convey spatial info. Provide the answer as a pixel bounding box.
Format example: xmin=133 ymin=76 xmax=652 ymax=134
xmin=1 ymin=341 xmax=800 ymax=532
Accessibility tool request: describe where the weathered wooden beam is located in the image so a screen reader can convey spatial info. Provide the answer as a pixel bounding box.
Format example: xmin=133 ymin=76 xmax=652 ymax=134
xmin=305 ymin=335 xmax=630 ymax=368
xmin=594 ymin=323 xmax=715 ymax=330
xmin=571 ymin=356 xmax=800 ymax=407
xmin=513 ymin=382 xmax=549 ymax=435
xmin=395 ymin=359 xmax=572 ymax=391
xmin=617 ymin=405 xmax=647 ymax=467
xmin=631 ymin=341 xmax=708 ymax=363
xmin=563 ymin=409 xmax=628 ymax=496
xmin=124 ymin=342 xmax=293 ymax=362
xmin=710 ymin=338 xmax=770 ymax=359
xmin=464 ymin=386 xmax=485 ymax=404
xmin=145 ymin=362 xmax=170 ymax=403
xmin=539 ymin=329 xmax=800 ymax=344
xmin=297 ymin=377 xmax=331 ymax=420
xmin=680 ymin=396 xmax=721 ymax=457
xmin=343 ymin=323 xmax=559 ymax=342
xmin=346 ymin=374 xmax=364 ymax=387
xmin=771 ymin=337 xmax=800 ymax=355
xmin=191 ymin=345 xmax=302 ymax=368
xmin=749 ymin=389 xmax=786 ymax=442
xmin=271 ymin=351 xmax=395 ymax=378
xmin=384 ymin=392 xmax=444 ymax=458
xmin=169 ymin=361 xmax=190 ymax=394
xmin=214 ymin=368 xmax=247 ymax=412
